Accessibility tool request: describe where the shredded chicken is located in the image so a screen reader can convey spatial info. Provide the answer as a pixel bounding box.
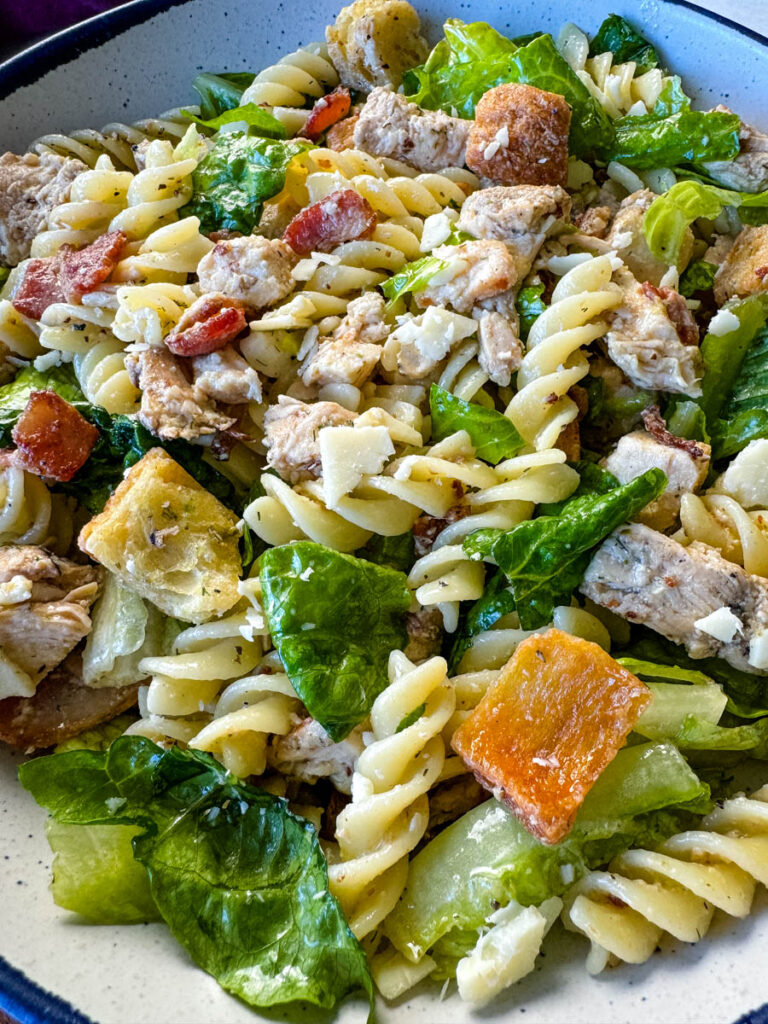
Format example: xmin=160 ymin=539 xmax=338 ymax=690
xmin=475 ymin=310 xmax=523 ymax=387
xmin=353 ymin=87 xmax=471 ymax=173
xmin=415 ymin=240 xmax=518 ymax=314
xmin=126 ymin=346 xmax=235 ymax=441
xmin=196 ymin=235 xmax=298 ymax=309
xmin=0 ymin=151 xmax=86 ymax=266
xmin=581 ymin=523 xmax=768 ymax=675
xmin=300 ymin=292 xmax=388 ymax=387
xmin=263 ymin=395 xmax=357 ymax=482
xmin=267 ymin=716 xmax=364 ymax=794
xmin=606 ymin=269 xmax=703 ymax=396
xmin=713 ymin=225 xmax=768 ymax=305
xmin=704 ymin=113 xmax=768 ymax=193
xmin=191 ymin=346 xmax=262 ymax=405
xmin=606 ymin=190 xmax=693 ymax=287
xmin=573 ymin=205 xmax=612 ymax=239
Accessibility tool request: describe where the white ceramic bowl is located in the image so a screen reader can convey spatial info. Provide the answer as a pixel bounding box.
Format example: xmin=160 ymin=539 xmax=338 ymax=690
xmin=2 ymin=2 xmax=768 ymax=1022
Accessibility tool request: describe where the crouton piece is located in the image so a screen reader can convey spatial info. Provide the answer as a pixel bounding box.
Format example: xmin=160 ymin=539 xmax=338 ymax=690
xmin=79 ymin=449 xmax=241 ymax=624
xmin=326 ymin=0 xmax=429 ymax=92
xmin=714 ymin=225 xmax=768 ymax=305
xmin=451 ymin=629 xmax=651 ymax=844
xmin=465 ymin=84 xmax=571 ymax=187
xmin=196 ymin=235 xmax=298 ymax=309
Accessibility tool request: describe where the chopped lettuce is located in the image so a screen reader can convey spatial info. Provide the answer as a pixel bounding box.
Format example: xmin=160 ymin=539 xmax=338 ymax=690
xmin=384 ymin=742 xmax=707 ymax=964
xmin=191 ymin=71 xmax=255 ymax=120
xmin=429 ymin=384 xmax=525 ymax=464
xmin=611 ymin=108 xmax=740 ymax=173
xmin=463 ymin=468 xmax=666 ymax=628
xmin=55 ymin=715 xmax=138 ymax=754
xmin=679 ymin=259 xmax=717 ymax=298
xmin=20 ymin=738 xmax=372 ymax=1012
xmin=714 ymin=323 xmax=768 ymax=456
xmin=260 ymin=542 xmax=411 ymax=740
xmin=356 ymin=532 xmax=415 ymax=573
xmin=182 ymin=133 xmax=313 ymax=234
xmin=380 ymin=254 xmax=447 ymax=307
xmin=644 ymin=180 xmax=768 ymax=267
xmin=516 ymin=283 xmax=547 ymax=341
xmin=664 ymin=398 xmax=710 ymax=443
xmin=183 ymin=103 xmax=287 ymax=137
xmin=448 ymin=570 xmax=515 ymax=673
xmin=588 ymin=15 xmax=660 ymax=74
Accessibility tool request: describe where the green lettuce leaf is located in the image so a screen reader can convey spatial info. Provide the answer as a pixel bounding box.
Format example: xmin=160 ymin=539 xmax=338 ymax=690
xmin=463 ymin=468 xmax=666 ymax=628
xmin=611 ymin=109 xmax=740 ymax=173
xmin=356 ymin=532 xmax=415 ymax=573
xmin=644 ymin=180 xmax=768 ymax=267
xmin=182 ymin=103 xmax=287 ymax=137
xmin=538 ymin=460 xmax=619 ymax=516
xmin=191 ymin=71 xmax=255 ymax=120
xmin=448 ymin=570 xmax=515 ymax=674
xmin=679 ymin=259 xmax=717 ymax=298
xmin=182 ymin=133 xmax=313 ymax=234
xmin=664 ymin=398 xmax=710 ymax=443
xmin=651 ymin=76 xmax=691 ymax=117
xmin=516 ymin=283 xmax=546 ymax=341
xmin=20 ymin=737 xmax=372 ymax=1012
xmin=379 ymin=254 xmax=447 ymax=307
xmin=429 ymin=384 xmax=525 ymax=464
xmin=589 ymin=15 xmax=660 ymax=74
xmin=260 ymin=542 xmax=411 ymax=740
xmin=384 ymin=742 xmax=707 ymax=963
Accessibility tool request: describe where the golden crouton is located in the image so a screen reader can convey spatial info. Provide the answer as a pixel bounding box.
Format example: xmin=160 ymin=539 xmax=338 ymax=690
xmin=79 ymin=449 xmax=241 ymax=624
xmin=466 ymin=84 xmax=571 ymax=187
xmin=714 ymin=224 xmax=768 ymax=305
xmin=326 ymin=0 xmax=428 ymax=92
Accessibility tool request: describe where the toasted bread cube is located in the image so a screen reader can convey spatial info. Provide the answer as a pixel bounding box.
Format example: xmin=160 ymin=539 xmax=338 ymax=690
xmin=451 ymin=629 xmax=651 ymax=844
xmin=466 ymin=84 xmax=571 ymax=187
xmin=713 ymin=225 xmax=768 ymax=305
xmin=79 ymin=448 xmax=241 ymax=623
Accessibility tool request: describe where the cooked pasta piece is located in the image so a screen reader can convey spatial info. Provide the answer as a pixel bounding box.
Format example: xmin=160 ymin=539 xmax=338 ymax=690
xmin=241 ymin=44 xmax=339 ymax=134
xmin=74 ymin=338 xmax=140 ymax=415
xmin=679 ymin=493 xmax=768 ymax=578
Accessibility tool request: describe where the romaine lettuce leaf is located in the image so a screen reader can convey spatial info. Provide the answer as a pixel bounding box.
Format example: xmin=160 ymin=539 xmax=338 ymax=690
xmin=430 ymin=384 xmax=525 ymax=464
xmin=183 ymin=103 xmax=287 ymax=137
xmin=679 ymin=259 xmax=717 ymax=297
xmin=611 ymin=108 xmax=740 ymax=173
xmin=20 ymin=737 xmax=372 ymax=1012
xmin=260 ymin=542 xmax=411 ymax=740
xmin=664 ymin=398 xmax=710 ymax=443
xmin=356 ymin=532 xmax=415 ymax=573
xmin=380 ymin=254 xmax=447 ymax=307
xmin=182 ymin=133 xmax=313 ymax=234
xmin=191 ymin=71 xmax=255 ymax=120
xmin=384 ymin=742 xmax=707 ymax=963
xmin=463 ymin=468 xmax=666 ymax=628
xmin=448 ymin=570 xmax=516 ymax=673
xmin=588 ymin=15 xmax=660 ymax=74
xmin=516 ymin=282 xmax=546 ymax=341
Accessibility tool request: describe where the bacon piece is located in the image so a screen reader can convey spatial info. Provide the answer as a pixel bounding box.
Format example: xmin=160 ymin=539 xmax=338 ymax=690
xmin=302 ymin=87 xmax=352 ymax=142
xmin=642 ymin=404 xmax=708 ymax=459
xmin=282 ymin=188 xmax=377 ymax=255
xmin=12 ymin=230 xmax=127 ymax=319
xmin=451 ymin=629 xmax=651 ymax=844
xmin=166 ymin=293 xmax=248 ymax=357
xmin=641 ymin=281 xmax=699 ymax=346
xmin=11 ymin=391 xmax=99 ymax=482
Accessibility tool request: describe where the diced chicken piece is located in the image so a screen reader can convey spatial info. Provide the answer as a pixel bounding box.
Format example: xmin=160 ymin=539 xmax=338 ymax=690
xmin=452 ymin=630 xmax=651 ymax=844
xmin=300 ymin=292 xmax=388 ymax=387
xmin=301 ymin=87 xmax=352 ymax=142
xmin=606 ymin=269 xmax=703 ymax=396
xmin=704 ymin=233 xmax=735 ymax=267
xmin=0 ymin=151 xmax=86 ymax=267
xmin=412 ymin=504 xmax=470 ymax=557
xmin=327 ymin=0 xmax=429 ymax=93
xmin=267 ymin=716 xmax=364 ymax=794
xmin=6 ymin=391 xmax=99 ymax=483
xmin=196 ymin=235 xmax=298 ymax=309
xmin=126 ymin=346 xmax=235 ymax=442
xmin=0 ymin=652 xmax=138 ymax=752
xmin=713 ymin=225 xmax=768 ymax=305
xmin=704 ymin=115 xmax=768 ymax=193
xmin=404 ymin=606 xmax=444 ymax=663
xmin=606 ymin=190 xmax=693 ymax=286
xmin=604 ymin=423 xmax=710 ymax=532
xmin=191 ymin=345 xmax=262 ymax=404
xmin=165 ymin=292 xmax=248 ymax=357
xmin=263 ymin=395 xmax=357 ymax=483
xmin=0 ymin=546 xmax=99 ymax=688
xmin=283 ymin=189 xmax=377 ymax=255
xmin=555 ymin=419 xmax=581 ymax=462
xmin=327 ymin=114 xmax=360 ymax=152
xmin=415 ymin=240 xmax=518 ymax=315
xmin=573 ymin=205 xmax=612 ymax=239
xmin=581 ymin=522 xmax=768 ymax=674
xmin=465 ymin=84 xmax=571 ymax=187
xmin=476 ymin=310 xmax=523 ymax=387
xmin=457 ymin=184 xmax=571 ymax=283
xmin=353 ymin=87 xmax=471 ymax=173
xmin=427 ymin=774 xmax=486 ymax=830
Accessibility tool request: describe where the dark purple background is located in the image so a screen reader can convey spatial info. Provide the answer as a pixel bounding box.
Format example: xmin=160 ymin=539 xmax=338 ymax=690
xmin=0 ymin=0 xmax=125 ymax=59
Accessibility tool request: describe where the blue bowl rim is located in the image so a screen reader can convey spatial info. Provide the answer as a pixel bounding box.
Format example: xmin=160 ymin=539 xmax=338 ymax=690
xmin=0 ymin=1 xmax=767 ymax=1023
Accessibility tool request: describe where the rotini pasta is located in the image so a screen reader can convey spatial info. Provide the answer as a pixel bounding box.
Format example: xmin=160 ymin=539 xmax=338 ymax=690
xmin=0 ymin=299 xmax=42 ymax=360
xmin=561 ymin=785 xmax=768 ymax=974
xmin=679 ymin=493 xmax=768 ymax=578
xmin=112 ymin=281 xmax=198 ymax=345
xmin=328 ymin=651 xmax=455 ymax=938
xmin=0 ymin=466 xmax=72 ymax=551
xmin=73 ymin=338 xmax=140 ymax=415
xmin=241 ymin=44 xmax=339 ymax=134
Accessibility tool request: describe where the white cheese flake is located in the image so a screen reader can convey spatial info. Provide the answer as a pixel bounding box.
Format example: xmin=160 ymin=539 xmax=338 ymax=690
xmin=708 ymin=308 xmax=741 ymax=336
xmin=483 ymin=140 xmax=501 ymax=161
xmin=694 ymin=606 xmax=744 ymax=643
xmin=0 ymin=576 xmax=33 ymax=606
xmin=319 ymin=424 xmax=394 ymax=507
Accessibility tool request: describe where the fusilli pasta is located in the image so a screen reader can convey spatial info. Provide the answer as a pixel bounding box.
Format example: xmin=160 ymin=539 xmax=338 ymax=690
xmin=241 ymin=44 xmax=339 ymax=134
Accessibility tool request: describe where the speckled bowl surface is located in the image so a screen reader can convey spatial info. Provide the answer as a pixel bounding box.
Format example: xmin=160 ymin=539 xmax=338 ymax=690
xmin=2 ymin=2 xmax=768 ymax=1022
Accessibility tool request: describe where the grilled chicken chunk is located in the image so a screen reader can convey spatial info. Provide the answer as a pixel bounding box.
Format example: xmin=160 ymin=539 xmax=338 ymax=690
xmin=267 ymin=717 xmax=364 ymax=794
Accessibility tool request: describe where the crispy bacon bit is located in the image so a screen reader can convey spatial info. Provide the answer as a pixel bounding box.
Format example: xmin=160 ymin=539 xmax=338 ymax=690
xmin=282 ymin=188 xmax=377 ymax=255
xmin=12 ymin=230 xmax=127 ymax=319
xmin=451 ymin=629 xmax=651 ymax=844
xmin=641 ymin=280 xmax=700 ymax=347
xmin=301 ymin=87 xmax=352 ymax=143
xmin=11 ymin=391 xmax=99 ymax=482
xmin=642 ymin=404 xmax=707 ymax=459
xmin=166 ymin=293 xmax=248 ymax=357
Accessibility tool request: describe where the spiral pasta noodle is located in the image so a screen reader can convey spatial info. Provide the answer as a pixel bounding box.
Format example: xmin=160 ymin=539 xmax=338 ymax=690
xmin=112 ymin=281 xmax=198 ymax=345
xmin=506 ymin=253 xmax=622 ymax=451
xmin=328 ymin=651 xmax=455 ymax=939
xmin=0 ymin=299 xmax=42 ymax=360
xmin=241 ymin=44 xmax=339 ymax=135
xmin=38 ymin=292 xmax=118 ymax=355
xmin=679 ymin=493 xmax=768 ymax=578
xmin=112 ymin=217 xmax=213 ymax=284
xmin=74 ymin=338 xmax=140 ymax=415
xmin=561 ymin=785 xmax=768 ymax=974
xmin=0 ymin=466 xmax=72 ymax=551
xmin=107 ymin=138 xmax=198 ymax=242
